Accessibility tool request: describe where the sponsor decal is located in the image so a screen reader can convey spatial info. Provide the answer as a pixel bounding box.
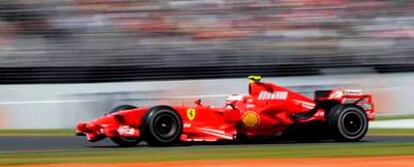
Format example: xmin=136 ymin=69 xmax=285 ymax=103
xmin=241 ymin=111 xmax=260 ymax=128
xmin=183 ymin=123 xmax=192 ymax=128
xmin=117 ymin=125 xmax=135 ymax=136
xmin=186 ymin=108 xmax=196 ymax=121
xmin=361 ymin=104 xmax=372 ymax=110
xmin=246 ymin=104 xmax=256 ymax=108
xmin=344 ymin=89 xmax=362 ymax=95
xmin=258 ymin=91 xmax=288 ymax=100
xmin=330 ymin=89 xmax=363 ymax=98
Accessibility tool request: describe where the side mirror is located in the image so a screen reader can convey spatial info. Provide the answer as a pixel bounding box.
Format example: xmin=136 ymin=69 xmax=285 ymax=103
xmin=194 ymin=99 xmax=202 ymax=106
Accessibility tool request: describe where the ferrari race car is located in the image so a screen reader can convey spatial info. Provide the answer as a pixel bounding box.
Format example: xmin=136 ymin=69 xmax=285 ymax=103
xmin=76 ymin=76 xmax=375 ymax=146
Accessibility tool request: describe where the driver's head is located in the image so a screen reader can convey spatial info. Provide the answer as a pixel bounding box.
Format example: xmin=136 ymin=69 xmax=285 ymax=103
xmin=248 ymin=75 xmax=262 ymax=83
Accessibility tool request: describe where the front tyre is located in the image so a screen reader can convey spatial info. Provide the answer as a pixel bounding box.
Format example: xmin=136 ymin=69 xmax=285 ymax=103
xmin=141 ymin=106 xmax=183 ymax=146
xmin=328 ymin=104 xmax=368 ymax=142
xmin=108 ymin=105 xmax=141 ymax=147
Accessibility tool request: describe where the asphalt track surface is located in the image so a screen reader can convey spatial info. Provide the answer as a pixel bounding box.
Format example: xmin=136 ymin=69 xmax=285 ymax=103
xmin=0 ymin=136 xmax=413 ymax=152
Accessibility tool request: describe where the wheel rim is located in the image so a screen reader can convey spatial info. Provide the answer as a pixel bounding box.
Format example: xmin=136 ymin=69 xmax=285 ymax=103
xmin=153 ymin=113 xmax=177 ymax=139
xmin=341 ymin=111 xmax=364 ymax=136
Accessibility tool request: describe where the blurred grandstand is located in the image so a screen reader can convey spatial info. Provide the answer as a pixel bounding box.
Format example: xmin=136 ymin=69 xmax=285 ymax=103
xmin=0 ymin=0 xmax=412 ymax=83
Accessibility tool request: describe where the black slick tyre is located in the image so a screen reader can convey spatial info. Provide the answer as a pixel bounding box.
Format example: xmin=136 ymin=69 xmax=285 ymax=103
xmin=327 ymin=104 xmax=368 ymax=142
xmin=141 ymin=106 xmax=183 ymax=146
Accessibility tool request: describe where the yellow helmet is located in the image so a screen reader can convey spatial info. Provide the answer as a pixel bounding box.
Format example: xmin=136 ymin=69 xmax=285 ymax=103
xmin=248 ymin=75 xmax=262 ymax=83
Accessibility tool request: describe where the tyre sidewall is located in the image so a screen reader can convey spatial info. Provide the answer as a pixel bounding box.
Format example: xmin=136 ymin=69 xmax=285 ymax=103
xmin=328 ymin=104 xmax=368 ymax=141
xmin=141 ymin=106 xmax=183 ymax=146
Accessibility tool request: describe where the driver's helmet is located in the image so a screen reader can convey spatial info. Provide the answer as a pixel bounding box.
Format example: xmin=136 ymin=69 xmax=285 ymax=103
xmin=248 ymin=75 xmax=263 ymax=96
xmin=248 ymin=75 xmax=262 ymax=83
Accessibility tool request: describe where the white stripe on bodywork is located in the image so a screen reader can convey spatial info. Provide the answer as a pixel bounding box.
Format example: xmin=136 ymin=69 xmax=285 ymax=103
xmin=301 ymin=104 xmax=315 ymax=109
xmin=197 ymin=127 xmax=225 ymax=134
xmin=200 ymin=130 xmax=233 ymax=140
xmin=293 ymin=99 xmax=316 ymax=109
xmin=293 ymin=100 xmax=316 ymax=107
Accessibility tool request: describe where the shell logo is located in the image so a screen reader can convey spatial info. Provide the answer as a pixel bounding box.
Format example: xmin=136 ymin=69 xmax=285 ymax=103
xmin=241 ymin=111 xmax=260 ymax=128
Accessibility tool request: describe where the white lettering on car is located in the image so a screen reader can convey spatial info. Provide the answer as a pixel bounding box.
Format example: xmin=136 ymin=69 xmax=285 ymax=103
xmin=258 ymin=91 xmax=288 ymax=100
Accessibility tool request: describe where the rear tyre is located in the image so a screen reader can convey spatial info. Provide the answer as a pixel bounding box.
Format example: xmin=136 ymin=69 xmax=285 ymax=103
xmin=327 ymin=104 xmax=368 ymax=142
xmin=108 ymin=105 xmax=141 ymax=147
xmin=141 ymin=106 xmax=183 ymax=146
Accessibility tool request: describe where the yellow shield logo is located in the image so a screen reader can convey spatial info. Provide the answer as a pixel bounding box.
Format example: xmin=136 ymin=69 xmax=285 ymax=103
xmin=241 ymin=111 xmax=260 ymax=128
xmin=186 ymin=109 xmax=196 ymax=121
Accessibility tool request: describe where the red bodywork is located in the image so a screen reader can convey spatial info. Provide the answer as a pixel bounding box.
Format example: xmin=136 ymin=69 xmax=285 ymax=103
xmin=77 ymin=80 xmax=375 ymax=142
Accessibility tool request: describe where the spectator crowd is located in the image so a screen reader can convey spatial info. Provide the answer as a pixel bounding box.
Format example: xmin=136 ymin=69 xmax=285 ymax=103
xmin=0 ymin=0 xmax=412 ymax=68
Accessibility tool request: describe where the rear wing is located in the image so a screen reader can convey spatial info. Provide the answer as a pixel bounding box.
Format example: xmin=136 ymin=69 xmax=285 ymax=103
xmin=315 ymin=89 xmax=375 ymax=120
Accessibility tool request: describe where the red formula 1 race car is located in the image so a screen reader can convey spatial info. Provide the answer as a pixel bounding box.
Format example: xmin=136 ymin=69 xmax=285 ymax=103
xmin=76 ymin=76 xmax=375 ymax=146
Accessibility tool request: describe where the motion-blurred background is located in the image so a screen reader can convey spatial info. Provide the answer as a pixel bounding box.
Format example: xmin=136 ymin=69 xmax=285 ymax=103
xmin=0 ymin=0 xmax=413 ymax=128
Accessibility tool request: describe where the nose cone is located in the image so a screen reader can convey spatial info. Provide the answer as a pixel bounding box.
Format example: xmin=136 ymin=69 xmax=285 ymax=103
xmin=76 ymin=122 xmax=105 ymax=142
xmin=76 ymin=122 xmax=100 ymax=133
xmin=76 ymin=122 xmax=87 ymax=133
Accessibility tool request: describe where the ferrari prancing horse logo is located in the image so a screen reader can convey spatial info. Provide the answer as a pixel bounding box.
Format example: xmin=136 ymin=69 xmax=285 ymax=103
xmin=186 ymin=109 xmax=196 ymax=121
